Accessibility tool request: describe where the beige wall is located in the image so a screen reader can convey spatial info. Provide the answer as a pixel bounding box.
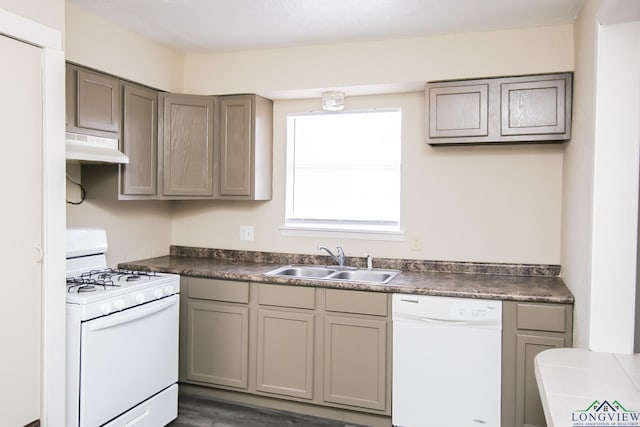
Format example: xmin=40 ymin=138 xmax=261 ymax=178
xmin=173 ymin=24 xmax=572 ymax=264
xmin=0 ymin=0 xmax=64 ymax=32
xmin=65 ymin=4 xmax=181 ymax=266
xmin=172 ymin=92 xmax=563 ymax=264
xmin=563 ymin=0 xmax=640 ymax=352
xmin=65 ymin=5 xmax=572 ymax=266
xmin=562 ymin=0 xmax=601 ymax=349
xmin=65 ymin=2 xmax=183 ymax=92
xmin=183 ymin=24 xmax=573 ymax=98
xmin=66 ymin=165 xmax=173 ymax=268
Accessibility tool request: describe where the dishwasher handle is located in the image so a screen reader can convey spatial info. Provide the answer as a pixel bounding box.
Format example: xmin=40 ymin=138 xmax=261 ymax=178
xmin=421 ymin=316 xmax=469 ymax=326
xmin=393 ymin=311 xmax=502 ymax=328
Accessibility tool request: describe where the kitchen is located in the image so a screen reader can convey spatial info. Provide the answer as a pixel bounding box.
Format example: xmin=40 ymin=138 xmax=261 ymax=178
xmin=1 ymin=0 xmax=640 ymax=426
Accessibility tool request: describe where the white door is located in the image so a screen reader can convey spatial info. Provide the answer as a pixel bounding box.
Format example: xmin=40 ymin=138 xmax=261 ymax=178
xmin=0 ymin=34 xmax=43 ymax=426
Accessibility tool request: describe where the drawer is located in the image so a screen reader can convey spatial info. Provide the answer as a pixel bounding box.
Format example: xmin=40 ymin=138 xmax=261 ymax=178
xmin=516 ymin=303 xmax=566 ymax=332
xmin=187 ymin=277 xmax=249 ymax=304
xmin=259 ymin=284 xmax=315 ymax=309
xmin=325 ymin=289 xmax=388 ymax=316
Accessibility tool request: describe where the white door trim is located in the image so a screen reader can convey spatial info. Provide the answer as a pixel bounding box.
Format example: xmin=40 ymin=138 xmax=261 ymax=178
xmin=0 ymin=7 xmax=65 ymax=427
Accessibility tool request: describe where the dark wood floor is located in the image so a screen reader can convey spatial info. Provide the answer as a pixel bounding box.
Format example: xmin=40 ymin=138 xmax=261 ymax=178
xmin=168 ymin=392 xmax=365 ymax=427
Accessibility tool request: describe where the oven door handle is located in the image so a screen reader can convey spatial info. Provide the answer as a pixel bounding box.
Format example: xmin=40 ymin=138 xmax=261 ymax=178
xmin=89 ymin=297 xmax=178 ymax=332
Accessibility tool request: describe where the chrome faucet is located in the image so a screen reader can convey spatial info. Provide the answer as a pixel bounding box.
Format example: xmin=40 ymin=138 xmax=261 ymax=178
xmin=318 ymin=245 xmax=345 ymax=267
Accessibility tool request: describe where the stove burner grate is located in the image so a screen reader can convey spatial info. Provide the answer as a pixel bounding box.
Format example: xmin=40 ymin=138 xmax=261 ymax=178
xmin=66 ymin=268 xmax=161 ymax=293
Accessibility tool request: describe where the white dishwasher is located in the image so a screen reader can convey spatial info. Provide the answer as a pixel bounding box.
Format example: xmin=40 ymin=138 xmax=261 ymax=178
xmin=392 ymin=294 xmax=502 ymax=427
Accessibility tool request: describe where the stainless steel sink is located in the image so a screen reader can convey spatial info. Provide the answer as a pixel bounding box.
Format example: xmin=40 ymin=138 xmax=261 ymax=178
xmin=265 ymin=264 xmax=399 ymax=284
xmin=329 ymin=269 xmax=396 ymax=283
xmin=268 ymin=265 xmax=336 ymax=279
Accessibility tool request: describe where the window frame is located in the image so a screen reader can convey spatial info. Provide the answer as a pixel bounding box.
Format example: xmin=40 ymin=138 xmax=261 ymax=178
xmin=281 ymin=107 xmax=404 ymax=241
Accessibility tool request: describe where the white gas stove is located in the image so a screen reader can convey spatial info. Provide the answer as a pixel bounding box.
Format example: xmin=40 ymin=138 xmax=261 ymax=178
xmin=66 ymin=227 xmax=180 ymax=427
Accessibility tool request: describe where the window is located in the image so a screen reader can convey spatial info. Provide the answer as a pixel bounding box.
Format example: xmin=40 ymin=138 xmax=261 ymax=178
xmin=285 ymin=109 xmax=402 ymax=235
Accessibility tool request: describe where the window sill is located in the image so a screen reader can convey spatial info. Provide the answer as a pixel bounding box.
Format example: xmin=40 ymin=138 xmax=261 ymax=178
xmin=279 ymin=225 xmax=405 ymax=241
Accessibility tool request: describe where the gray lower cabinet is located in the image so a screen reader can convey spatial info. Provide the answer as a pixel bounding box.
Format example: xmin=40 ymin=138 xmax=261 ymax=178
xmin=66 ymin=64 xmax=120 ymax=138
xmin=426 ymin=73 xmax=572 ymax=145
xmin=218 ymin=95 xmax=273 ymax=200
xmin=256 ymin=308 xmax=315 ymax=399
xmin=180 ymin=278 xmax=250 ymax=390
xmin=159 ymin=93 xmax=216 ymax=198
xmin=324 ymin=316 xmax=387 ymax=410
xmin=502 ymin=301 xmax=573 ymax=427
xmin=256 ymin=284 xmax=316 ymax=399
xmin=323 ymin=289 xmax=389 ymax=411
xmin=180 ymin=278 xmax=391 ymax=419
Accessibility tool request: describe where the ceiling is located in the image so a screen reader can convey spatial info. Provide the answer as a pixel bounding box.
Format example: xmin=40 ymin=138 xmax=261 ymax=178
xmin=67 ymin=0 xmax=584 ymax=54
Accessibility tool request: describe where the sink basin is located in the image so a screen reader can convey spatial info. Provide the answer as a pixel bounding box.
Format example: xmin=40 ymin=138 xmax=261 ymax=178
xmin=329 ymin=270 xmax=395 ymax=283
xmin=269 ymin=265 xmax=336 ymax=279
xmin=265 ymin=264 xmax=399 ymax=284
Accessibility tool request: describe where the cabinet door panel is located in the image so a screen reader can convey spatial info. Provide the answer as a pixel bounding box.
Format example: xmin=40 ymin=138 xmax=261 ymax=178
xmin=428 ymin=84 xmax=488 ymax=138
xmin=77 ymin=68 xmax=120 ymax=132
xmin=219 ymin=96 xmax=252 ymax=196
xmin=256 ymin=309 xmax=314 ymax=399
xmin=121 ymin=84 xmax=157 ymax=196
xmin=324 ymin=316 xmax=386 ymax=410
xmin=161 ymin=94 xmax=215 ymax=197
xmin=515 ymin=334 xmax=565 ymax=427
xmin=501 ymin=79 xmax=566 ymax=136
xmin=186 ymin=301 xmax=249 ymax=389
xmin=426 ymin=73 xmax=571 ymax=144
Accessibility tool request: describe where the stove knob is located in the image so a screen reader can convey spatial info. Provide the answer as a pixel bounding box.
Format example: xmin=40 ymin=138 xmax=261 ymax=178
xmin=164 ymin=285 xmax=174 ymax=295
xmin=100 ymin=303 xmax=112 ymax=315
xmin=135 ymin=294 xmax=146 ymax=304
xmin=114 ymin=299 xmax=125 ymax=311
xmin=154 ymin=288 xmax=164 ymax=299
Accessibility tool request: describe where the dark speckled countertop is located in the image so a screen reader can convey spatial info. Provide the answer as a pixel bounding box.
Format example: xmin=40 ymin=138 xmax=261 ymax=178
xmin=119 ymin=246 xmax=574 ymax=304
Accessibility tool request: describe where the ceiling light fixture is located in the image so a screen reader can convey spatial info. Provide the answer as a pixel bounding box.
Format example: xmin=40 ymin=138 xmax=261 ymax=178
xmin=321 ymin=91 xmax=345 ymax=111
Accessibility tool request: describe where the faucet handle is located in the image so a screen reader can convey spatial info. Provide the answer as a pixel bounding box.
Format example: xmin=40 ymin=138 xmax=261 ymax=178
xmin=365 ymin=253 xmax=373 ymax=270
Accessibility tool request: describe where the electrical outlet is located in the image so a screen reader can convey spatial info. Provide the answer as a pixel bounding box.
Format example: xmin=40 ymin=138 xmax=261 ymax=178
xmin=239 ymin=225 xmax=254 ymax=241
xmin=410 ymin=235 xmax=423 ymax=251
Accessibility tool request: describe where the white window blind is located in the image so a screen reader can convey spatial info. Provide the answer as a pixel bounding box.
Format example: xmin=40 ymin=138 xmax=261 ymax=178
xmin=285 ymin=109 xmax=401 ymax=232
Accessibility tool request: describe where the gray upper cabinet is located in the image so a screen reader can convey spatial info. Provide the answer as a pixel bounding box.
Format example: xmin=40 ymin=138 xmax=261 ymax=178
xmin=218 ymin=95 xmax=273 ymax=200
xmin=428 ymin=83 xmax=489 ymax=139
xmin=72 ymin=63 xmax=274 ymax=202
xmin=121 ymin=82 xmax=158 ymax=198
xmin=66 ymin=64 xmax=120 ymax=138
xmin=159 ymin=93 xmax=216 ymax=198
xmin=81 ymin=81 xmax=159 ymax=200
xmin=426 ymin=73 xmax=572 ymax=145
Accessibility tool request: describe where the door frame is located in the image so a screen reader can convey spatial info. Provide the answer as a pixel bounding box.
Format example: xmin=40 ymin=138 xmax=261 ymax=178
xmin=0 ymin=8 xmax=65 ymax=427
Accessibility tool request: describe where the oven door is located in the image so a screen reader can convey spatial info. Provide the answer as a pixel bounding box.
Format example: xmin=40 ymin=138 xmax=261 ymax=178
xmin=79 ymin=295 xmax=179 ymax=427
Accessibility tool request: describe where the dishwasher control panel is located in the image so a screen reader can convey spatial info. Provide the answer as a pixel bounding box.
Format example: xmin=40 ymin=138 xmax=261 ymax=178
xmin=392 ymin=294 xmax=502 ymax=326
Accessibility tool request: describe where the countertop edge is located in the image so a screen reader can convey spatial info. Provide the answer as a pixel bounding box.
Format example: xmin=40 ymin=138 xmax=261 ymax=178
xmin=119 ymin=256 xmax=574 ymax=305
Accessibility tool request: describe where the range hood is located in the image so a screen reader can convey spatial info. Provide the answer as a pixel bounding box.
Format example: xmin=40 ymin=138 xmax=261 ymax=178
xmin=65 ymin=132 xmax=129 ymax=164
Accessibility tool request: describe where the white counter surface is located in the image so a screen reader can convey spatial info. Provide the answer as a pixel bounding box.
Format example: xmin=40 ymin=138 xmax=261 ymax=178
xmin=535 ymin=348 xmax=640 ymax=426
